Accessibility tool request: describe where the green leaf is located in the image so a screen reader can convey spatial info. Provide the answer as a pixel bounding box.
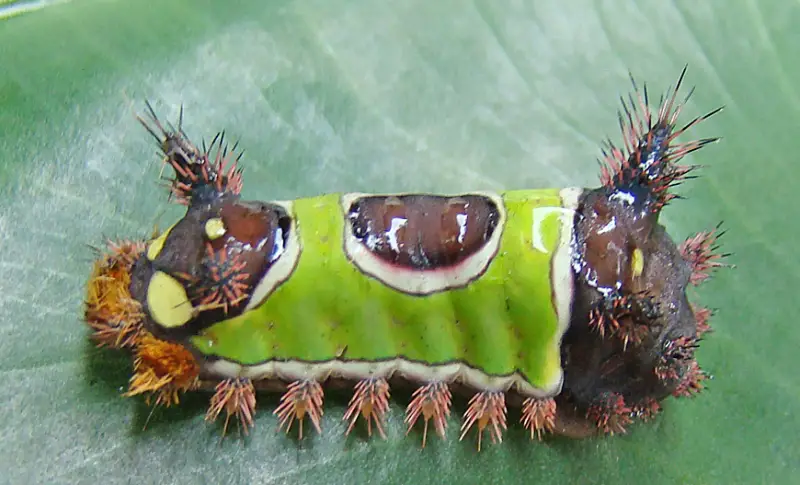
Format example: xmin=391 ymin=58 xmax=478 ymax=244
xmin=1 ymin=0 xmax=795 ymax=483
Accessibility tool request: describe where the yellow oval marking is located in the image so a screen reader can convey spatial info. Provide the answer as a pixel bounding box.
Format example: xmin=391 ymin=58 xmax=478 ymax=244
xmin=146 ymin=222 xmax=176 ymax=261
xmin=632 ymin=247 xmax=644 ymax=278
xmin=204 ymin=217 xmax=226 ymax=240
xmin=146 ymin=271 xmax=193 ymax=328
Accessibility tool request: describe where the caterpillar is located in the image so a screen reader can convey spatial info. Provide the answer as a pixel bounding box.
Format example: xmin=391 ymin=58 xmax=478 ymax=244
xmin=84 ymin=67 xmax=728 ymax=449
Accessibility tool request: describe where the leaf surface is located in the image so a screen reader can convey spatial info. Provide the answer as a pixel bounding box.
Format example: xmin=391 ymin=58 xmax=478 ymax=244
xmin=0 ymin=1 xmax=796 ymax=483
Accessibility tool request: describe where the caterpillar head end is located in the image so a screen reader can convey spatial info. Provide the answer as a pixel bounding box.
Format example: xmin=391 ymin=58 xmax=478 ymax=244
xmin=128 ymin=107 xmax=298 ymax=340
xmin=561 ymin=68 xmax=724 ymax=433
xmin=128 ymin=196 xmax=292 ymax=340
xmin=561 ymin=183 xmax=705 ymax=433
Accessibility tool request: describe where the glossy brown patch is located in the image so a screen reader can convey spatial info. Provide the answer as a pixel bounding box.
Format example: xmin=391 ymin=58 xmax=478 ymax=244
xmin=347 ymin=194 xmax=500 ymax=270
xmin=560 ymin=186 xmax=700 ymax=433
xmin=211 ymin=200 xmax=291 ymax=290
xmin=572 ymin=190 xmax=656 ymax=294
xmin=130 ymin=199 xmax=293 ymax=338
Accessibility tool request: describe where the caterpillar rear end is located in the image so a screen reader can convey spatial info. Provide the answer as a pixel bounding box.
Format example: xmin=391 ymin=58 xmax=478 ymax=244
xmin=84 ymin=67 xmax=727 ymax=449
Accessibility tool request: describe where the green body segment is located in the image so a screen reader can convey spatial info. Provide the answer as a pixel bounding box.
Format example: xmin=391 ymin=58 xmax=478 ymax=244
xmin=190 ymin=189 xmax=572 ymax=392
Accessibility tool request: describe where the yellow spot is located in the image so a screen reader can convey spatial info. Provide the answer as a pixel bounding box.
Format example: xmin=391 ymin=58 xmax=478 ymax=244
xmin=632 ymin=248 xmax=644 ymax=278
xmin=147 ymin=271 xmax=193 ymax=328
xmin=204 ymin=218 xmax=226 ymax=240
xmin=146 ymin=223 xmax=176 ymax=261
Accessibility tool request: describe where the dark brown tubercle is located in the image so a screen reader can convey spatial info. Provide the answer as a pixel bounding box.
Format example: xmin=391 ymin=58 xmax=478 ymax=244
xmin=347 ymin=194 xmax=500 ymax=270
xmin=129 ymin=199 xmax=293 ymax=342
xmin=129 ymin=106 xmax=293 ymax=341
xmin=558 ymin=186 xmax=699 ymax=435
xmin=555 ymin=67 xmax=727 ymax=436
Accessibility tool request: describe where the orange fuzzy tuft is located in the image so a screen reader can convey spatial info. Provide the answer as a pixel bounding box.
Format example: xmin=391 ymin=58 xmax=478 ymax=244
xmin=125 ymin=332 xmax=200 ymax=407
xmin=84 ymin=240 xmax=146 ymax=349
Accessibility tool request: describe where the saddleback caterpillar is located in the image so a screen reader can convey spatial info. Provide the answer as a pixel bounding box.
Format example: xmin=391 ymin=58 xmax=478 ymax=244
xmin=84 ymin=67 xmax=728 ymax=449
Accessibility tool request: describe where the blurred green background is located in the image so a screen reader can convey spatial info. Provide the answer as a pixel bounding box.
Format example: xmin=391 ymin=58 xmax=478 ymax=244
xmin=0 ymin=0 xmax=796 ymax=483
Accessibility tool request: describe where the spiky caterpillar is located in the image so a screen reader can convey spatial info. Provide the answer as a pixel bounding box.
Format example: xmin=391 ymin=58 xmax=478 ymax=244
xmin=84 ymin=67 xmax=728 ymax=448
